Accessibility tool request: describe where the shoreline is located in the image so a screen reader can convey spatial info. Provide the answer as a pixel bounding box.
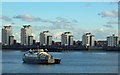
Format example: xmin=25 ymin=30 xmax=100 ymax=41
xmin=1 ymin=45 xmax=119 ymax=52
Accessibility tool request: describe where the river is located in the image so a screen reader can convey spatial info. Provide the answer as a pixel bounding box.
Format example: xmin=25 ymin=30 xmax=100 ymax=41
xmin=2 ymin=50 xmax=118 ymax=73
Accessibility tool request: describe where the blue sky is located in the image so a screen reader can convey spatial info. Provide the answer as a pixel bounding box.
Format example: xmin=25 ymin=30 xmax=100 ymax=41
xmin=0 ymin=2 xmax=118 ymax=42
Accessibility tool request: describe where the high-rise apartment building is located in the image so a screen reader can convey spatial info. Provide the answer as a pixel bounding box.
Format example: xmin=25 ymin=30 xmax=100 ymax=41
xmin=2 ymin=25 xmax=13 ymax=45
xmin=82 ymin=33 xmax=95 ymax=47
xmin=40 ymin=31 xmax=52 ymax=45
xmin=61 ymin=32 xmax=73 ymax=46
xmin=107 ymin=34 xmax=118 ymax=47
xmin=21 ymin=25 xmax=32 ymax=45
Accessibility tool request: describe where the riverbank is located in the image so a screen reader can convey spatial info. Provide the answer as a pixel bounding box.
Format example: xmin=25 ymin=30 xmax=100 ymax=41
xmin=1 ymin=45 xmax=119 ymax=52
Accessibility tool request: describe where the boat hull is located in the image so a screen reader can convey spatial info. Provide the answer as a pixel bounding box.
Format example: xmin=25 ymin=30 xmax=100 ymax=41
xmin=54 ymin=59 xmax=61 ymax=64
xmin=23 ymin=58 xmax=61 ymax=64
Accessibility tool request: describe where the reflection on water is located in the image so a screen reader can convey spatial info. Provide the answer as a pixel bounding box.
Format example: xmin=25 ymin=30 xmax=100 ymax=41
xmin=2 ymin=50 xmax=118 ymax=73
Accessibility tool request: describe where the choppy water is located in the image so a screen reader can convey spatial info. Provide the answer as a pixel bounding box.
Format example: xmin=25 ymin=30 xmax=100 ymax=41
xmin=2 ymin=50 xmax=118 ymax=73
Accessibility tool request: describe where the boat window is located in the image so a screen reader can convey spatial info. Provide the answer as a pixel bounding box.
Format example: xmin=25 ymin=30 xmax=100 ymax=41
xmin=51 ymin=56 xmax=53 ymax=59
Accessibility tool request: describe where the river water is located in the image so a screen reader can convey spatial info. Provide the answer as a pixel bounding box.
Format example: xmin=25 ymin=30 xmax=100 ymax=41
xmin=2 ymin=50 xmax=118 ymax=73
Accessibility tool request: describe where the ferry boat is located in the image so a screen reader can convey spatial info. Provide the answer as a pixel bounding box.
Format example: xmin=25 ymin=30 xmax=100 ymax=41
xmin=22 ymin=49 xmax=61 ymax=64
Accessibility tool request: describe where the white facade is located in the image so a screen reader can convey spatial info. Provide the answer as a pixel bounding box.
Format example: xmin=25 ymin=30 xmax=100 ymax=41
xmin=82 ymin=33 xmax=95 ymax=47
xmin=2 ymin=25 xmax=12 ymax=45
xmin=61 ymin=32 xmax=73 ymax=46
xmin=107 ymin=34 xmax=118 ymax=47
xmin=90 ymin=35 xmax=95 ymax=46
xmin=28 ymin=36 xmax=33 ymax=45
xmin=40 ymin=31 xmax=52 ymax=45
xmin=47 ymin=36 xmax=52 ymax=45
xmin=9 ymin=36 xmax=14 ymax=45
xmin=21 ymin=25 xmax=32 ymax=45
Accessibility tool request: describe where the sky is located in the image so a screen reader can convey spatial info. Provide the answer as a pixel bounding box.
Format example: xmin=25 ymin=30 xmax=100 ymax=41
xmin=1 ymin=0 xmax=120 ymax=2
xmin=0 ymin=2 xmax=118 ymax=42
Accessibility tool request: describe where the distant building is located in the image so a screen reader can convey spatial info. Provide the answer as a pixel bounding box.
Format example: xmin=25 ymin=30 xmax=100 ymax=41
xmin=2 ymin=25 xmax=13 ymax=45
xmin=40 ymin=31 xmax=52 ymax=45
xmin=9 ymin=36 xmax=14 ymax=45
xmin=82 ymin=33 xmax=95 ymax=47
xmin=61 ymin=32 xmax=73 ymax=46
xmin=73 ymin=40 xmax=76 ymax=45
xmin=76 ymin=41 xmax=82 ymax=46
xmin=33 ymin=39 xmax=36 ymax=45
xmin=95 ymin=41 xmax=107 ymax=47
xmin=13 ymin=39 xmax=17 ymax=45
xmin=21 ymin=25 xmax=32 ymax=45
xmin=28 ymin=36 xmax=33 ymax=45
xmin=118 ymin=26 xmax=120 ymax=42
xmin=54 ymin=42 xmax=61 ymax=46
xmin=107 ymin=34 xmax=118 ymax=47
